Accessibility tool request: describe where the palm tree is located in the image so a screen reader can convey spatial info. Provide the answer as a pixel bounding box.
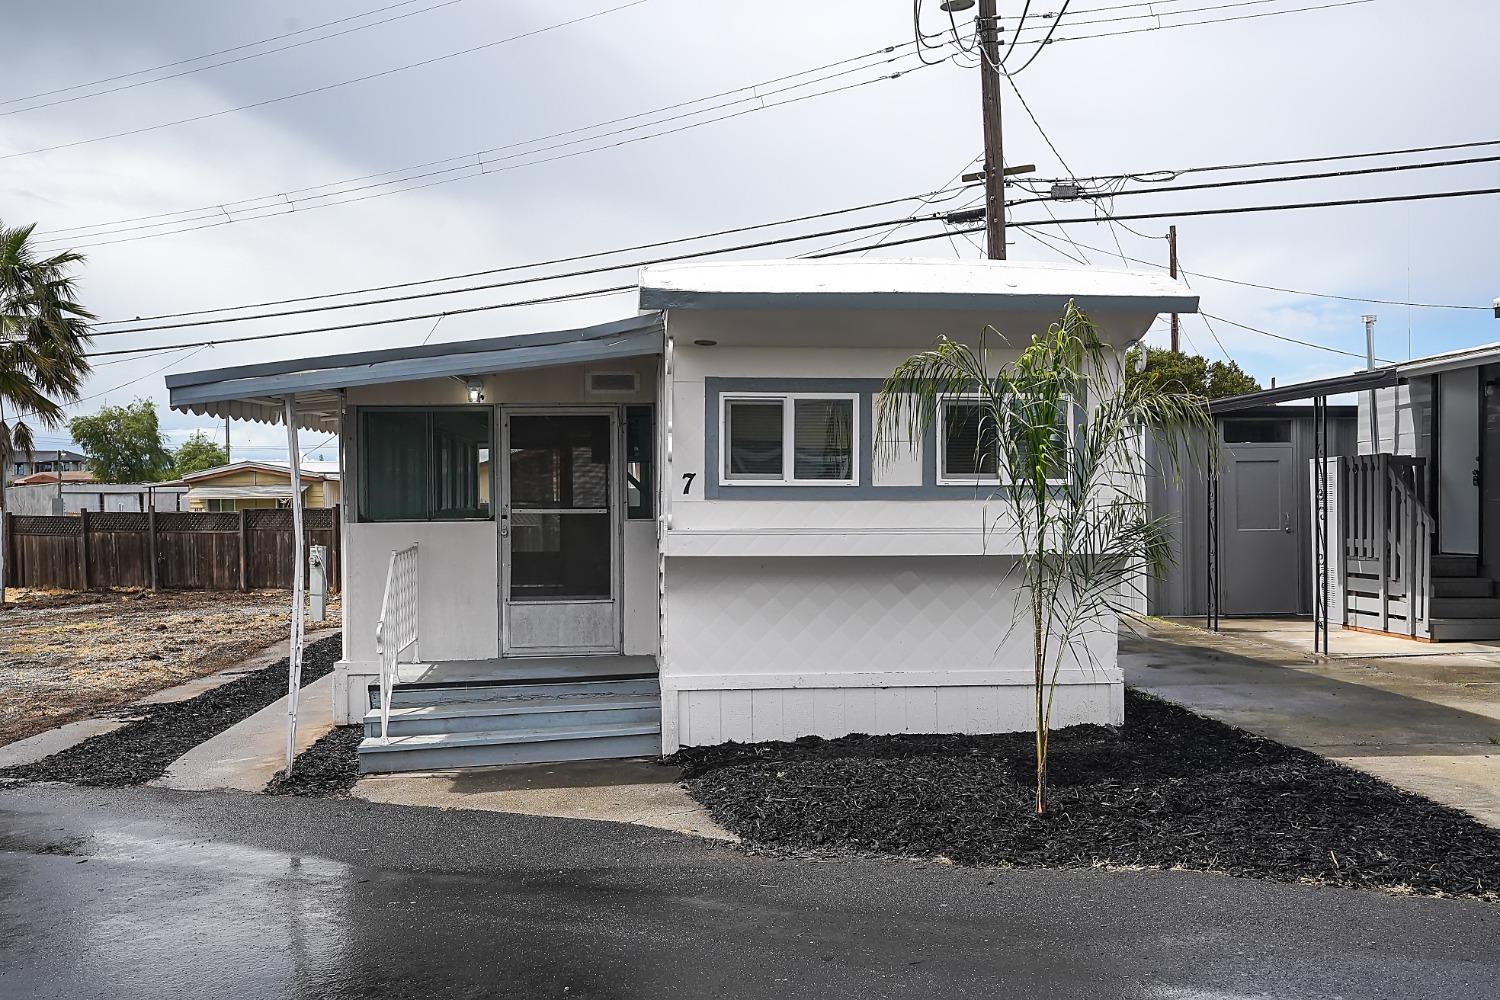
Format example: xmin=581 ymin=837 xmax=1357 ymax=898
xmin=0 ymin=222 xmax=95 ymax=600
xmin=876 ymin=302 xmax=1211 ymax=813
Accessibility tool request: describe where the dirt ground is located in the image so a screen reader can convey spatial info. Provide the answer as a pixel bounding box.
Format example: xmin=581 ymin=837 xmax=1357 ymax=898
xmin=0 ymin=588 xmax=342 ymax=747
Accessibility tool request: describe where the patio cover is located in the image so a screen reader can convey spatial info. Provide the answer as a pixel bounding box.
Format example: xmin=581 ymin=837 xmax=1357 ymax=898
xmin=166 ymin=313 xmax=665 ymax=431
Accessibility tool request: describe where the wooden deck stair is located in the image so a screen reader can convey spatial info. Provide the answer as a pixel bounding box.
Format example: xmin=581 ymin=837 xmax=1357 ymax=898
xmin=357 ymin=656 xmax=661 ymax=774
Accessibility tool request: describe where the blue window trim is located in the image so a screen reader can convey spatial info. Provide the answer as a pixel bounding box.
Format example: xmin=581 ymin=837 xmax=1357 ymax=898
xmin=703 ymin=377 xmax=1008 ymax=500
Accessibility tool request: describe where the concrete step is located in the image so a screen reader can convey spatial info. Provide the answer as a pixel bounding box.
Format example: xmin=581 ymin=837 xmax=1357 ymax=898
xmin=1430 ymin=597 xmax=1500 ymax=619
xmin=1432 ymin=576 xmax=1493 ymax=598
xmin=362 ymin=694 xmax=661 ymax=738
xmin=371 ymin=676 xmax=658 ymax=710
xmin=1431 ymin=554 xmax=1480 ymax=578
xmin=357 ymin=723 xmax=662 ymax=774
xmin=1427 ymin=618 xmax=1500 ymax=642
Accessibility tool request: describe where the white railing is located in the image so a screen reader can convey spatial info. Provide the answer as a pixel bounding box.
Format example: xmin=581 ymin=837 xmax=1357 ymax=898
xmin=1341 ymin=455 xmax=1433 ymax=637
xmin=374 ymin=543 xmax=419 ymax=741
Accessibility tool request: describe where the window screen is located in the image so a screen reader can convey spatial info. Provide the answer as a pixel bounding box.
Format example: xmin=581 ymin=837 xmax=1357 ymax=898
xmin=360 ymin=409 xmax=491 ymax=522
xmin=792 ymin=398 xmax=854 ymax=480
xmin=943 ymin=402 xmax=1001 ymax=478
xmin=725 ymin=400 xmax=784 ymax=479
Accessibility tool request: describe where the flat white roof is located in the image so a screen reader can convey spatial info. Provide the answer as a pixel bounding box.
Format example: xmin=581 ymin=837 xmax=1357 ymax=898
xmin=639 ymin=258 xmax=1198 ymax=314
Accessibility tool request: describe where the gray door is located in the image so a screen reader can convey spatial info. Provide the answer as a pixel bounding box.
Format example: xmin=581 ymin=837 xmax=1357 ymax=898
xmin=1439 ymin=368 xmax=1480 ymax=554
xmin=1221 ymin=442 xmax=1300 ymax=615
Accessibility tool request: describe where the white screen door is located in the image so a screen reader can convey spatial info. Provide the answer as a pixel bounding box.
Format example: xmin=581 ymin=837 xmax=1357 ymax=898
xmin=501 ymin=409 xmax=621 ymax=655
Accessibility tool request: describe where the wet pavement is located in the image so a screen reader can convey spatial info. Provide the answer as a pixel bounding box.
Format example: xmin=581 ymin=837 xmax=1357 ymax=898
xmin=0 ymin=784 xmax=1496 ymax=998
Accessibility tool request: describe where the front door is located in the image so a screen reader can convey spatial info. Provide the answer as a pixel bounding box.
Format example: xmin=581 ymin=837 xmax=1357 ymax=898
xmin=1438 ymin=368 xmax=1480 ymax=554
xmin=1221 ymin=441 xmax=1300 ymax=615
xmin=501 ymin=409 xmax=620 ymax=655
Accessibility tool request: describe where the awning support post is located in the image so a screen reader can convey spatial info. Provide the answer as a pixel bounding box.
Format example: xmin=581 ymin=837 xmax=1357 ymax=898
xmin=1206 ymin=459 xmax=1220 ymax=633
xmin=1314 ymin=393 xmax=1330 ymax=654
xmin=284 ymin=396 xmax=306 ymax=774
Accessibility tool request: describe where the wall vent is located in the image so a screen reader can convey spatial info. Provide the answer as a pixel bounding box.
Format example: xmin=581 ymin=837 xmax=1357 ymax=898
xmin=587 ymin=371 xmax=640 ymax=395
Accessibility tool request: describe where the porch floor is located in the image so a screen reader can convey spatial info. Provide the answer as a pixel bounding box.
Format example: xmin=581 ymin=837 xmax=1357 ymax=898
xmin=397 ymin=654 xmax=657 ymax=686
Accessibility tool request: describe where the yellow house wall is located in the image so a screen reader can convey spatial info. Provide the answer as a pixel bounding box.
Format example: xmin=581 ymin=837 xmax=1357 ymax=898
xmin=185 ymin=468 xmax=339 ymax=511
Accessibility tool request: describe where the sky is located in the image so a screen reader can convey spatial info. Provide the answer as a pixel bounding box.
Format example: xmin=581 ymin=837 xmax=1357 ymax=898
xmin=5 ymin=0 xmax=1498 ymax=462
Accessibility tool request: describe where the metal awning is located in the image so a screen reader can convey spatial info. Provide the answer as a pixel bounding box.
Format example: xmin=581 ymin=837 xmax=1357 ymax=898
xmin=167 ymin=313 xmax=665 ymax=431
xmin=1210 ymin=367 xmax=1401 ymax=413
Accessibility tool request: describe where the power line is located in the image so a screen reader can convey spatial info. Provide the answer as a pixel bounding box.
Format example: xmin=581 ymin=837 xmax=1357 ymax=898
xmin=1202 ymin=313 xmax=1399 ymax=362
xmin=0 ymin=0 xmax=652 ymax=162
xmin=1009 ymin=154 xmax=1500 ymax=207
xmin=88 ymin=286 xmax=636 ymax=359
xmin=1072 ymin=137 xmax=1500 ymax=185
xmin=1009 ymin=0 xmax=1073 ymax=73
xmin=91 ymin=203 xmax=966 ymax=341
xmin=1051 ymin=0 xmax=1376 ymax=43
xmin=1 ymin=0 xmax=467 ymax=115
xmin=95 ymin=180 xmax=978 ymax=327
xmin=37 ymin=58 xmax=938 ymax=253
xmin=36 ymin=40 xmax=923 ymax=243
xmin=1009 ymin=185 xmax=1500 ymax=227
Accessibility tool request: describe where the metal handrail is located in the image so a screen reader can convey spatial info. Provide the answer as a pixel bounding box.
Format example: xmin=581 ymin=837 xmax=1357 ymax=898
xmin=374 ymin=543 xmax=419 ymax=742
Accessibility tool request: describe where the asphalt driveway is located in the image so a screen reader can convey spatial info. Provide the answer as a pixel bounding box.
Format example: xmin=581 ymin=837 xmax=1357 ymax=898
xmin=0 ymin=783 xmax=1496 ymax=999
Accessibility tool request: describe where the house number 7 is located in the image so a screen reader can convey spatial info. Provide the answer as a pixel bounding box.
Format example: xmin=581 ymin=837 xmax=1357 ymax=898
xmin=681 ymin=472 xmax=696 ymax=495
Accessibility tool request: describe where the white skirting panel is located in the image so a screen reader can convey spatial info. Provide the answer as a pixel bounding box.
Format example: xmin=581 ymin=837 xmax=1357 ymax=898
xmin=659 ymin=555 xmax=1122 ymax=751
xmin=671 ymin=681 xmax=1122 ymax=750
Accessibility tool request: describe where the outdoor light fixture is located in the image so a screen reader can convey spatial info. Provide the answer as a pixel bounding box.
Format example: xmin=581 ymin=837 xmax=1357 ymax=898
xmin=940 ymin=0 xmax=975 ymax=10
xmin=466 ymin=377 xmax=485 ymax=403
xmin=693 ymin=339 xmax=718 ymax=347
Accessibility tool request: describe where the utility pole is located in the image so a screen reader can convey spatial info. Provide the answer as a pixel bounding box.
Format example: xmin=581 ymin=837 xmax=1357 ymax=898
xmin=224 ymin=415 xmax=231 ymax=465
xmin=1168 ymin=225 xmax=1181 ymax=353
xmin=977 ymin=0 xmax=1006 ymax=259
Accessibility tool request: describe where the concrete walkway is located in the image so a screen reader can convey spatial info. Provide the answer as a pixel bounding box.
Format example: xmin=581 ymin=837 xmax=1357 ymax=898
xmin=354 ymin=758 xmax=735 ymax=841
xmin=151 ymin=673 xmax=336 ymax=792
xmin=1125 ymin=619 xmax=1500 ymax=827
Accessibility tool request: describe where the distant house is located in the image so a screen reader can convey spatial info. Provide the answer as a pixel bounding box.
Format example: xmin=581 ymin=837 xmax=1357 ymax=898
xmin=180 ymin=460 xmax=341 ymax=512
xmin=4 ymin=476 xmax=188 ymax=515
xmin=9 ymin=449 xmax=86 ymax=481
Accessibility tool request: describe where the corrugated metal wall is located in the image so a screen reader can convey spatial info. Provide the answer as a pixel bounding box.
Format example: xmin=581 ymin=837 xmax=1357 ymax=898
xmin=1148 ymin=413 xmax=1357 ymax=617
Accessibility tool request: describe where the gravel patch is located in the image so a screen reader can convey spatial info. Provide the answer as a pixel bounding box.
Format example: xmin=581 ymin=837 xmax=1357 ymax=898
xmin=1 ymin=634 xmax=342 ymax=787
xmin=266 ymin=725 xmax=363 ymax=797
xmin=0 ymin=588 xmax=342 ymax=746
xmin=675 ymin=689 xmax=1500 ymax=899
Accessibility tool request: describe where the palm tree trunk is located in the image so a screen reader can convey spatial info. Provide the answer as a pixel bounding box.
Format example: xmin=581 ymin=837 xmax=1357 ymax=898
xmin=1033 ymin=585 xmax=1046 ymax=814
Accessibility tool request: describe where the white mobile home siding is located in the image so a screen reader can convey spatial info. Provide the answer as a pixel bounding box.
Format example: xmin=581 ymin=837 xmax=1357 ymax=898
xmin=657 ymin=308 xmax=1133 ymax=751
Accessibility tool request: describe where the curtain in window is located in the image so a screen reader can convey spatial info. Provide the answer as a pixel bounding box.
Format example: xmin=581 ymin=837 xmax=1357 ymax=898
xmin=361 ymin=411 xmax=430 ymax=520
xmin=793 ymin=398 xmax=853 ymax=480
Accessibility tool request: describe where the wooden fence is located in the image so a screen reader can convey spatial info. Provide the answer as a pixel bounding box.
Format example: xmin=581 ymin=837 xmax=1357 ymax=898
xmin=2 ymin=507 xmax=340 ymax=592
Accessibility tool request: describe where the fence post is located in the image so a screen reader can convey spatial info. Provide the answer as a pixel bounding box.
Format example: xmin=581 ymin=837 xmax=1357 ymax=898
xmin=147 ymin=507 xmax=158 ymax=592
xmin=78 ymin=508 xmax=91 ymax=591
xmin=239 ymin=508 xmax=250 ymax=592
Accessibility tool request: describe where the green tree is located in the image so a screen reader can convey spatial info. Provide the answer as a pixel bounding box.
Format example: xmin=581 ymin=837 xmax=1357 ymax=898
xmin=69 ymin=399 xmax=173 ymax=483
xmin=0 ymin=221 xmax=94 ymax=494
xmin=172 ymin=430 xmax=227 ymax=478
xmin=1127 ymin=347 xmax=1261 ymax=400
xmin=878 ymin=304 xmax=1212 ymax=814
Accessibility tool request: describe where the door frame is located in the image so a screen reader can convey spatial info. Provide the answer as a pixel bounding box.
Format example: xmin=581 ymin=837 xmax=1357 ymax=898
xmin=499 ymin=405 xmax=623 ymax=657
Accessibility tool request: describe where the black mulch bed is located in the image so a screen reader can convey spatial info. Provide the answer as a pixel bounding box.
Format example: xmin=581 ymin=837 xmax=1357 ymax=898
xmin=1 ymin=633 xmax=342 ymax=788
xmin=673 ymin=689 xmax=1500 ymax=899
xmin=265 ymin=725 xmax=363 ymax=797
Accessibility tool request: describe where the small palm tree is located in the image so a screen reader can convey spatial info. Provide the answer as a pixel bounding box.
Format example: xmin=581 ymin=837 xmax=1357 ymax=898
xmin=876 ymin=301 xmax=1211 ymax=813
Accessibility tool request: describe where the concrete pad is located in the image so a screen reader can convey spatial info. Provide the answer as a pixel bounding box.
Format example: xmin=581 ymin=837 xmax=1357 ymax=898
xmin=0 ymin=718 xmax=130 ymax=768
xmin=150 ymin=673 xmax=336 ymax=793
xmin=1124 ymin=624 xmax=1500 ymax=828
xmin=352 ymin=758 xmax=736 ymax=842
xmin=1166 ymin=615 xmax=1500 ymax=660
